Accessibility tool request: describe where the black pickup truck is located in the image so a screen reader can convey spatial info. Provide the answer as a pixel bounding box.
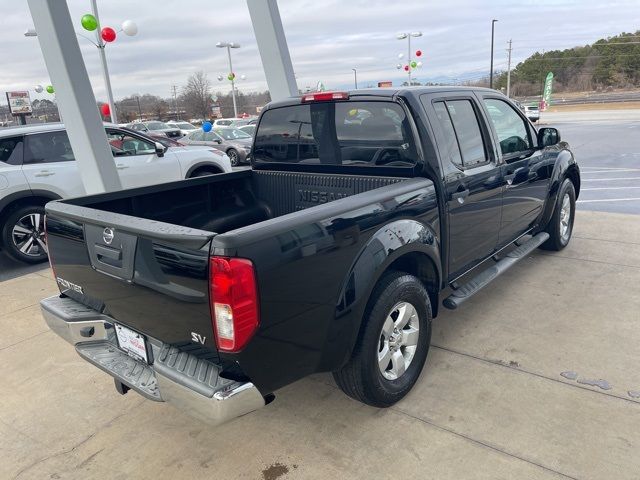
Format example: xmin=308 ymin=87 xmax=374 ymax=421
xmin=41 ymin=87 xmax=580 ymax=426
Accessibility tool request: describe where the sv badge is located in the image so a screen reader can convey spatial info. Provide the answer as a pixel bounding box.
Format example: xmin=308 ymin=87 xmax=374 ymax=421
xmin=191 ymin=332 xmax=206 ymax=345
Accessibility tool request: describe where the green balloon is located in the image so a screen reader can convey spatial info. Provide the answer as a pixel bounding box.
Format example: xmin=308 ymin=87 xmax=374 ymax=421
xmin=81 ymin=14 xmax=98 ymax=31
xmin=410 ymin=61 xmax=417 ymax=68
xmin=46 ymin=85 xmax=54 ymax=94
xmin=227 ymin=73 xmax=235 ymax=81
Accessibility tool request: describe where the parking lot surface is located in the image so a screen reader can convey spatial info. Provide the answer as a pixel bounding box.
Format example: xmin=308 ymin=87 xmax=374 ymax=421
xmin=544 ymin=108 xmax=640 ymax=215
xmin=1 ymin=209 xmax=639 ymax=480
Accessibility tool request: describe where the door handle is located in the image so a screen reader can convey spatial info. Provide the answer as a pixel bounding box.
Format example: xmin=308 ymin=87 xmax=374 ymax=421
xmin=34 ymin=170 xmax=54 ymax=177
xmin=504 ymin=173 xmax=516 ymax=186
xmin=450 ymin=188 xmax=470 ymax=203
xmin=116 ymin=164 xmax=129 ymax=170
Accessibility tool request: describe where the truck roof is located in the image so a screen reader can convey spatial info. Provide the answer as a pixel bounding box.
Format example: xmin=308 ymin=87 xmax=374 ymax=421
xmin=266 ymin=86 xmax=499 ymax=110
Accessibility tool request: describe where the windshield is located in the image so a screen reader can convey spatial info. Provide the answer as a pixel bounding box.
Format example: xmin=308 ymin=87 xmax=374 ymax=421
xmin=174 ymin=122 xmax=195 ymax=129
xmin=146 ymin=122 xmax=168 ymax=130
xmin=214 ymin=128 xmax=251 ymax=140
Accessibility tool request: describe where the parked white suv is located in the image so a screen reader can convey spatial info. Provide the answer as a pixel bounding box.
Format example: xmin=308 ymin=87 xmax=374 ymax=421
xmin=0 ymin=123 xmax=232 ymax=263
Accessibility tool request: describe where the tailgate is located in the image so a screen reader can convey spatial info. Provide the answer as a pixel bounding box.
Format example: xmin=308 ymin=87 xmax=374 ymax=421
xmin=45 ymin=201 xmax=218 ymax=352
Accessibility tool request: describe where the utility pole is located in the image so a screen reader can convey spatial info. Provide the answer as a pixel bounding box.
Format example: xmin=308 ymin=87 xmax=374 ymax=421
xmin=352 ymin=68 xmax=358 ymax=89
xmin=506 ymin=39 xmax=512 ymax=98
xmin=171 ymin=84 xmax=178 ymax=120
xmin=490 ymin=19 xmax=498 ymax=89
xmin=135 ymin=95 xmax=142 ymax=120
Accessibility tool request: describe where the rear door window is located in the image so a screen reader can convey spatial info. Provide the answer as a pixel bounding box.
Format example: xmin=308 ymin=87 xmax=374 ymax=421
xmin=253 ymin=101 xmax=419 ymax=169
xmin=24 ymin=131 xmax=75 ymax=164
xmin=0 ymin=136 xmax=24 ymax=165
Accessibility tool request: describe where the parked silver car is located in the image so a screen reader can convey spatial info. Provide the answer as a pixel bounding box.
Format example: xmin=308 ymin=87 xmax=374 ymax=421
xmin=127 ymin=121 xmax=182 ymax=139
xmin=181 ymin=127 xmax=252 ymax=166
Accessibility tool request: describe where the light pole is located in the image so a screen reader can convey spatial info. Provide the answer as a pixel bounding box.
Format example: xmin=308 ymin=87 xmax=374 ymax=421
xmin=490 ymin=19 xmax=498 ymax=89
xmin=397 ymin=32 xmax=422 ymax=86
xmin=216 ymin=41 xmax=241 ymax=118
xmin=90 ymin=0 xmax=117 ymax=123
xmin=352 ymin=68 xmax=358 ymax=89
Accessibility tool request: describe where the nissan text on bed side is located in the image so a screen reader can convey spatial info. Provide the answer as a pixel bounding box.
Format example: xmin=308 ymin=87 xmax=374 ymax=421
xmin=41 ymin=87 xmax=580 ymax=426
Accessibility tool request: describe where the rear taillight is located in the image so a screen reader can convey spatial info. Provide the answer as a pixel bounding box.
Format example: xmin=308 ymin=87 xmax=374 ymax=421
xmin=301 ymin=91 xmax=349 ymax=103
xmin=209 ymin=257 xmax=259 ymax=352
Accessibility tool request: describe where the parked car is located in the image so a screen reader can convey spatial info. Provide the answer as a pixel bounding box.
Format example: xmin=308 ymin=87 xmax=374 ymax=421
xmin=127 ymin=121 xmax=182 ymax=139
xmin=213 ymin=117 xmax=257 ymax=128
xmin=41 ymin=87 xmax=579 ymax=427
xmin=166 ymin=120 xmax=198 ymax=136
xmin=180 ymin=127 xmax=252 ymax=166
xmin=238 ymin=124 xmax=256 ymax=136
xmin=523 ymin=105 xmax=540 ymax=122
xmin=0 ymin=123 xmax=231 ymax=263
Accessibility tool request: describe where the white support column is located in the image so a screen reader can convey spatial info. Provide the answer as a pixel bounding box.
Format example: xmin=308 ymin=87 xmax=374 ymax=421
xmin=246 ymin=0 xmax=298 ymax=101
xmin=27 ymin=0 xmax=121 ymax=194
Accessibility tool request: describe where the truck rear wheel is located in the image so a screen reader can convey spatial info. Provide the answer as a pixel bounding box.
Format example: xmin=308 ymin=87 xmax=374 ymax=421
xmin=333 ymin=272 xmax=432 ymax=408
xmin=540 ymin=178 xmax=576 ymax=251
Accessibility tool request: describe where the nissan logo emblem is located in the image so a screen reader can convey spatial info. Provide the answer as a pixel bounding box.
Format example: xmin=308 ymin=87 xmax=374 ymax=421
xmin=103 ymin=227 xmax=115 ymax=245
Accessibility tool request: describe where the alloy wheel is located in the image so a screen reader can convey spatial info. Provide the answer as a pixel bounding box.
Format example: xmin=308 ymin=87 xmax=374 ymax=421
xmin=377 ymin=302 xmax=420 ymax=380
xmin=11 ymin=212 xmax=47 ymax=258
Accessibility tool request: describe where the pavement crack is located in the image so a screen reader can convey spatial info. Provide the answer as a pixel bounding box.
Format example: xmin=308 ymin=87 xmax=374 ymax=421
xmin=12 ymin=399 xmax=145 ymax=480
xmin=389 ymin=406 xmax=580 ymax=480
xmin=310 ymin=376 xmax=578 ymax=479
xmin=0 ymin=330 xmax=50 ymax=352
xmin=433 ymin=345 xmax=640 ymax=406
xmin=536 ymin=252 xmax=640 ymax=270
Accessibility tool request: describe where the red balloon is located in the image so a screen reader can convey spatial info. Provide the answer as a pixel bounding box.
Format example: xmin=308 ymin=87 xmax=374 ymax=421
xmin=404 ymin=65 xmax=410 ymax=71
xmin=101 ymin=27 xmax=116 ymax=43
xmin=416 ymin=50 xmax=422 ymax=57
xmin=100 ymin=103 xmax=110 ymax=116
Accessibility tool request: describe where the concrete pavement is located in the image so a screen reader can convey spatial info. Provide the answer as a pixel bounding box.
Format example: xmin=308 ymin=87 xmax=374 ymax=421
xmin=1 ymin=210 xmax=639 ymax=480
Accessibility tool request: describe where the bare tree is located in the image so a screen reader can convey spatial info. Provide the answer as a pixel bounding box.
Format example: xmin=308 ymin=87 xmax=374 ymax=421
xmin=182 ymin=71 xmax=212 ymax=120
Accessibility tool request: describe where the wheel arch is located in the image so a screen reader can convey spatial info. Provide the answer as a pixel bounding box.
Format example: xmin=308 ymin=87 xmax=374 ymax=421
xmin=185 ymin=162 xmax=224 ymax=178
xmin=318 ymin=219 xmax=442 ymax=372
xmin=0 ymin=190 xmax=61 ymax=225
xmin=537 ymin=148 xmax=580 ymax=231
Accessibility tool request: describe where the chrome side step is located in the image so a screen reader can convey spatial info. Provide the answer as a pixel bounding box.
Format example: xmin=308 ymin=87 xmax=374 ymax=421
xmin=443 ymin=232 xmax=549 ymax=310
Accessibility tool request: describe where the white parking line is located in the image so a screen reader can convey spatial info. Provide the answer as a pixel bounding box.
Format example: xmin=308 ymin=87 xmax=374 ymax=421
xmin=581 ymin=169 xmax=640 ymax=174
xmin=582 ymin=186 xmax=640 ymax=191
xmin=581 ymin=166 xmax=640 ymax=170
xmin=578 ymin=197 xmax=640 ymax=203
xmin=581 ymin=177 xmax=640 ymax=182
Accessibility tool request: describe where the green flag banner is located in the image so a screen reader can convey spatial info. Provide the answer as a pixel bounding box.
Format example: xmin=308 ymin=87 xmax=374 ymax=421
xmin=542 ymin=72 xmax=553 ymax=111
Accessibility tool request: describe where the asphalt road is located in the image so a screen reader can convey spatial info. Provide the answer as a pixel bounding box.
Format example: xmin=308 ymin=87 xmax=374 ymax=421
xmin=543 ymin=108 xmax=640 ymax=215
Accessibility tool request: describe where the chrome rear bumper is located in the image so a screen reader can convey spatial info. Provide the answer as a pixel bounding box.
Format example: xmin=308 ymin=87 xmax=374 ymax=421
xmin=41 ymin=295 xmax=265 ymax=427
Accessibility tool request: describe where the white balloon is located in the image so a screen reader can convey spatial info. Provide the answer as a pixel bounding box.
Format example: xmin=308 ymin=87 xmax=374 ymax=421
xmin=396 ymin=64 xmax=402 ymax=70
xmin=217 ymin=75 xmax=224 ymax=81
xmin=34 ymin=85 xmax=44 ymax=93
xmin=240 ymin=74 xmax=246 ymax=80
xmin=121 ymin=20 xmax=138 ymax=36
xmin=398 ymin=53 xmax=404 ymax=59
xmin=417 ymin=61 xmax=423 ymax=68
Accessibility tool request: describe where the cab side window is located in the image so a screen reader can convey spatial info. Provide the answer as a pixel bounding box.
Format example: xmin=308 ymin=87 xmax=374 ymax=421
xmin=0 ymin=136 xmax=24 ymax=165
xmin=484 ymin=98 xmax=532 ymax=157
xmin=106 ymin=130 xmax=155 ymax=156
xmin=433 ymin=100 xmax=487 ymax=169
xmin=24 ymin=131 xmax=75 ymax=164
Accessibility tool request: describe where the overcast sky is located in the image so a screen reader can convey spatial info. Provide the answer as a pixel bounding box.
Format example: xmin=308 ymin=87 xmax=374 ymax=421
xmin=1 ymin=0 xmax=639 ymax=104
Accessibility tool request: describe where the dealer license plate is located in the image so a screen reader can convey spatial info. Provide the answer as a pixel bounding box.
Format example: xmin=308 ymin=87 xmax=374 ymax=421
xmin=114 ymin=324 xmax=148 ymax=363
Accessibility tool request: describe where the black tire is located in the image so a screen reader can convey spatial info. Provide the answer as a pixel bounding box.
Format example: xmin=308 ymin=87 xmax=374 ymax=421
xmin=189 ymin=167 xmax=222 ymax=178
xmin=227 ymin=149 xmax=239 ymax=167
xmin=540 ymin=178 xmax=576 ymax=251
xmin=333 ymin=271 xmax=432 ymax=407
xmin=1 ymin=205 xmax=48 ymax=264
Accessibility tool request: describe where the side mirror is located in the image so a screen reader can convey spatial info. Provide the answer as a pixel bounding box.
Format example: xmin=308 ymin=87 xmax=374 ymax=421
xmin=538 ymin=127 xmax=560 ymax=147
xmin=214 ymin=139 xmax=222 ymax=144
xmin=154 ymin=142 xmax=166 ymax=157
